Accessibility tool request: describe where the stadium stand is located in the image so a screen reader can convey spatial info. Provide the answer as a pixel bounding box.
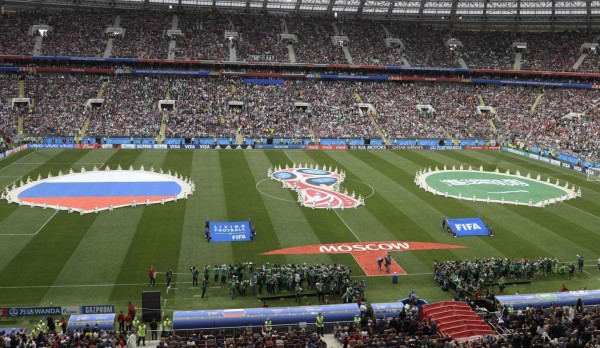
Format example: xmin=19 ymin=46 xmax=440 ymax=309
xmin=1 ymin=71 xmax=598 ymax=162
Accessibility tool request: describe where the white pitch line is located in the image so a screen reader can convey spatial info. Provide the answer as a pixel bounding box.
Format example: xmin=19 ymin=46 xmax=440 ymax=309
xmin=255 ymin=179 xmax=297 ymax=203
xmin=333 ymin=209 xmax=361 ymax=242
xmin=34 ymin=210 xmax=58 ymax=235
xmin=0 ymin=210 xmax=58 ymax=236
xmin=0 ymin=151 xmax=37 ymax=173
xmin=0 ymin=282 xmax=169 ymax=289
xmin=561 ymin=202 xmax=600 ymax=221
xmin=2 ymin=162 xmax=107 ymax=165
xmin=283 ymin=151 xmax=295 ymax=164
xmin=501 ymin=152 xmax=599 ymax=192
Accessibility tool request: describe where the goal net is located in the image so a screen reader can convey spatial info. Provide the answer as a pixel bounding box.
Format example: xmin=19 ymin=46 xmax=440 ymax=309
xmin=587 ymin=168 xmax=600 ymax=182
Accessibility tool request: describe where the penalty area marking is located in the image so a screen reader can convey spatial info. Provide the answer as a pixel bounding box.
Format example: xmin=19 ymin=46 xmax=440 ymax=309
xmin=0 ymin=151 xmax=38 ymax=173
xmin=0 ymin=210 xmax=58 ymax=236
xmin=561 ymin=202 xmax=600 ymax=221
xmin=501 ymin=151 xmax=600 ymax=194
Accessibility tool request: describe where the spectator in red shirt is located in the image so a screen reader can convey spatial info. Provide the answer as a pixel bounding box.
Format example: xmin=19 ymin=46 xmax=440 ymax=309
xmin=117 ymin=311 xmax=126 ymax=332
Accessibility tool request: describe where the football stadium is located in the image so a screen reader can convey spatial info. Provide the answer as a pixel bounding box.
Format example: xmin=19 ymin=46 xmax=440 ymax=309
xmin=0 ymin=0 xmax=600 ymax=346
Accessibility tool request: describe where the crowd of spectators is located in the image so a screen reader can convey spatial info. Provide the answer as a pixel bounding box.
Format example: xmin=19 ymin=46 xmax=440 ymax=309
xmin=111 ymin=12 xmax=172 ymax=59
xmin=166 ymin=77 xmax=236 ymax=138
xmin=2 ymin=73 xmax=598 ymax=162
xmin=2 ymin=10 xmax=600 ymax=73
xmin=338 ymin=21 xmax=390 ymax=65
xmin=87 ymin=76 xmax=167 ymax=137
xmin=387 ymin=25 xmax=458 ymax=68
xmin=176 ymin=12 xmax=231 ymax=61
xmin=287 ymin=16 xmax=347 ymax=64
xmin=1 ymin=302 xmax=599 ymax=348
xmin=353 ymin=82 xmax=490 ymax=139
xmin=577 ymin=50 xmax=600 ymax=73
xmin=42 ymin=12 xmax=109 ymax=57
xmin=232 ymin=14 xmax=288 ymax=63
xmin=0 ymin=75 xmax=20 ymax=139
xmin=0 ymin=12 xmax=38 ymax=56
xmin=496 ymin=88 xmax=600 ymax=161
xmin=24 ymin=74 xmax=102 ymax=137
xmin=489 ymin=302 xmax=600 ymax=348
xmin=166 ymin=328 xmax=328 ymax=348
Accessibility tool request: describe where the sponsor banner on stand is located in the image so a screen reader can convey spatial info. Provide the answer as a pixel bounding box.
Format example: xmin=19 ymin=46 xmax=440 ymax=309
xmin=101 ymin=144 xmax=116 ymax=149
xmin=428 ymin=145 xmax=464 ymax=150
xmin=5 ymin=144 xmax=28 ymax=156
xmin=182 ymin=144 xmax=212 ymax=149
xmin=388 ymin=145 xmax=426 ymax=150
xmin=61 ymin=306 xmax=82 ymax=315
xmin=349 ymin=145 xmax=387 ymax=150
xmin=28 ymin=144 xmax=75 ymax=149
xmin=213 ymin=144 xmax=253 ymax=149
xmin=306 ymin=145 xmax=348 ymax=150
xmin=75 ymin=144 xmax=102 ymax=149
xmin=1 ymin=306 xmax=62 ymax=317
xmin=501 ymin=147 xmax=596 ymax=174
xmin=120 ymin=144 xmax=136 ymax=149
xmin=81 ymin=305 xmax=115 ymax=314
xmin=464 ymin=146 xmax=501 ymax=150
xmin=254 ymin=145 xmax=304 ymax=150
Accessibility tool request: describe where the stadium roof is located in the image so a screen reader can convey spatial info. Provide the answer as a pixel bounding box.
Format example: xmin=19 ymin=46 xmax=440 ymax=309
xmin=3 ymin=0 xmax=599 ymax=25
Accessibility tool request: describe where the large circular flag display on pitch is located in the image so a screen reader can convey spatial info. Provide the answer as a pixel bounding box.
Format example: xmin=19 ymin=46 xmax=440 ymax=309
xmin=416 ymin=167 xmax=579 ymax=207
xmin=3 ymin=168 xmax=194 ymax=214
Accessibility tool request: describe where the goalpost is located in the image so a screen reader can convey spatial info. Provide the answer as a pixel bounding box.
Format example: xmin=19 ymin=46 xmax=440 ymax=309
xmin=587 ymin=167 xmax=600 ymax=183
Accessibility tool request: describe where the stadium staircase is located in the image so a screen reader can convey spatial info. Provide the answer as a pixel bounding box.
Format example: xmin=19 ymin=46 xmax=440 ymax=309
xmin=530 ymin=93 xmax=545 ymax=113
xmin=167 ymin=15 xmax=179 ymax=60
xmin=342 ymin=46 xmax=353 ymax=64
xmin=33 ymin=36 xmax=43 ymax=56
xmin=103 ymin=16 xmax=120 ymax=58
xmin=572 ymin=53 xmax=587 ymax=71
xmin=355 ymin=92 xmax=390 ymax=145
xmin=513 ymin=52 xmax=522 ymax=70
xmin=368 ymin=111 xmax=390 ymax=145
xmin=280 ymin=19 xmax=297 ymax=63
xmin=157 ymin=90 xmax=171 ymax=144
xmin=477 ymin=95 xmax=485 ymax=106
xmin=489 ymin=119 xmax=497 ymax=134
xmin=17 ymin=79 xmax=26 ymax=136
xmin=440 ymin=126 xmax=454 ymax=141
xmin=80 ymin=81 xmax=108 ymax=138
xmin=228 ymin=37 xmax=237 ymax=62
xmin=420 ymin=301 xmax=495 ymax=340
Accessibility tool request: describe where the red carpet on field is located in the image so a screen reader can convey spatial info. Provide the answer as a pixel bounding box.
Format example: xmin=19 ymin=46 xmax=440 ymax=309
xmin=420 ymin=301 xmax=495 ymax=339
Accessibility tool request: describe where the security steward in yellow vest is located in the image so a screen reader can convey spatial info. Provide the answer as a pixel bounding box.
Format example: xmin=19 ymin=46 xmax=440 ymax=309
xmin=264 ymin=318 xmax=272 ymax=332
xmin=316 ymin=313 xmax=324 ymax=337
xmin=137 ymin=322 xmax=147 ymax=346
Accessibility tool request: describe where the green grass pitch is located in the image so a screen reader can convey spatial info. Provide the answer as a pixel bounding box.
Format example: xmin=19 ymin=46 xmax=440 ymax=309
xmin=0 ymin=148 xmax=598 ymax=327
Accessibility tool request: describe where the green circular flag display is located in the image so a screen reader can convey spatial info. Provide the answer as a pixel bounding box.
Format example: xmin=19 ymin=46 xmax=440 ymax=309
xmin=416 ymin=169 xmax=580 ymax=207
